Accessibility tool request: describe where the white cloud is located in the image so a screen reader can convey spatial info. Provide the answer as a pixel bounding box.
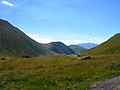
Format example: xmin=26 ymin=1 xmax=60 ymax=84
xmin=1 ymin=0 xmax=14 ymax=6
xmin=27 ymin=34 xmax=103 ymax=45
xmin=62 ymin=40 xmax=86 ymax=45
xmin=27 ymin=34 xmax=56 ymax=44
xmin=27 ymin=34 xmax=88 ymax=45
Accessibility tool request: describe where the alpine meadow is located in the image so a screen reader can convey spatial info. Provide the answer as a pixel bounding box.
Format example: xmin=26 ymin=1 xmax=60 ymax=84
xmin=0 ymin=0 xmax=120 ymax=90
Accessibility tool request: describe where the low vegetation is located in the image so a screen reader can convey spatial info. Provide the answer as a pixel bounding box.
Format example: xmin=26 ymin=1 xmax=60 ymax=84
xmin=84 ymin=33 xmax=120 ymax=55
xmin=0 ymin=54 xmax=120 ymax=90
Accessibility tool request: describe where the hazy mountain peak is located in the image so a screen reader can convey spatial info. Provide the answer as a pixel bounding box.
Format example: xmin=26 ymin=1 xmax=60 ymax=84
xmin=69 ymin=45 xmax=87 ymax=53
xmin=77 ymin=43 xmax=98 ymax=49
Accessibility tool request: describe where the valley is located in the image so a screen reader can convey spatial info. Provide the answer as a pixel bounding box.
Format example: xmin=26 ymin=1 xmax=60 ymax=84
xmin=0 ymin=19 xmax=120 ymax=90
xmin=0 ymin=0 xmax=120 ymax=89
xmin=0 ymin=54 xmax=120 ymax=90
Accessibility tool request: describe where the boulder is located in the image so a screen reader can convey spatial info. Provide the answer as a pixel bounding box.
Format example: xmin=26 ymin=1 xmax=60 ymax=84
xmin=22 ymin=55 xmax=31 ymax=58
xmin=80 ymin=56 xmax=91 ymax=60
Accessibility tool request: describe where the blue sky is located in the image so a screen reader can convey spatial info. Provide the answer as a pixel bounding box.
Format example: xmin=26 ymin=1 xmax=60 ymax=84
xmin=0 ymin=0 xmax=120 ymax=45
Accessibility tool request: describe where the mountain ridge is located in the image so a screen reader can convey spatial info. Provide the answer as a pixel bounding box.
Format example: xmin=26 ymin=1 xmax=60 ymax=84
xmin=69 ymin=45 xmax=87 ymax=53
xmin=0 ymin=19 xmax=75 ymax=56
xmin=45 ymin=42 xmax=75 ymax=55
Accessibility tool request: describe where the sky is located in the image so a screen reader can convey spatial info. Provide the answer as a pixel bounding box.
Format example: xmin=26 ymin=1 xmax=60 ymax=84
xmin=0 ymin=0 xmax=120 ymax=45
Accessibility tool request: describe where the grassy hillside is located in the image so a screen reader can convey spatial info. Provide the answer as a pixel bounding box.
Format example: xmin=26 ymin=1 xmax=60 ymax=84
xmin=0 ymin=19 xmax=74 ymax=56
xmin=0 ymin=54 xmax=120 ymax=90
xmin=69 ymin=45 xmax=87 ymax=53
xmin=84 ymin=33 xmax=120 ymax=55
xmin=45 ymin=42 xmax=75 ymax=55
xmin=0 ymin=19 xmax=55 ymax=56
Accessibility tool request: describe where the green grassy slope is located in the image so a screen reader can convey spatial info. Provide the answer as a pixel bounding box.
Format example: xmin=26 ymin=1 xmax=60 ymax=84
xmin=69 ymin=45 xmax=87 ymax=53
xmin=84 ymin=33 xmax=120 ymax=55
xmin=0 ymin=19 xmax=55 ymax=56
xmin=0 ymin=19 xmax=75 ymax=56
xmin=0 ymin=55 xmax=120 ymax=90
xmin=45 ymin=42 xmax=75 ymax=55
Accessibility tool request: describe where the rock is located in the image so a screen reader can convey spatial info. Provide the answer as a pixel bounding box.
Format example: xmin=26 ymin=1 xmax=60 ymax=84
xmin=68 ymin=54 xmax=92 ymax=61
xmin=22 ymin=55 xmax=31 ymax=58
xmin=1 ymin=58 xmax=6 ymax=60
xmin=80 ymin=56 xmax=91 ymax=60
xmin=76 ymin=53 xmax=84 ymax=57
xmin=90 ymin=76 xmax=120 ymax=90
xmin=0 ymin=57 xmax=16 ymax=60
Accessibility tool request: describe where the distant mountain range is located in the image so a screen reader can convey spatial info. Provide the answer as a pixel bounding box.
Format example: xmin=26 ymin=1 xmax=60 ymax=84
xmin=84 ymin=33 xmax=120 ymax=55
xmin=1 ymin=19 xmax=120 ymax=56
xmin=69 ymin=45 xmax=87 ymax=53
xmin=0 ymin=19 xmax=75 ymax=57
xmin=77 ymin=43 xmax=98 ymax=49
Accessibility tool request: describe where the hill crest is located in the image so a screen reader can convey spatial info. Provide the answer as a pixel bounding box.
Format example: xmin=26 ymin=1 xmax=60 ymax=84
xmin=84 ymin=33 xmax=120 ymax=55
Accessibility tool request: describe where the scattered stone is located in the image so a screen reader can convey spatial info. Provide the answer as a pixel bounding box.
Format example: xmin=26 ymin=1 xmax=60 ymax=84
xmin=76 ymin=53 xmax=84 ymax=57
xmin=22 ymin=55 xmax=31 ymax=58
xmin=90 ymin=76 xmax=120 ymax=90
xmin=68 ymin=54 xmax=92 ymax=61
xmin=1 ymin=58 xmax=6 ymax=60
xmin=80 ymin=56 xmax=91 ymax=60
xmin=0 ymin=57 xmax=16 ymax=60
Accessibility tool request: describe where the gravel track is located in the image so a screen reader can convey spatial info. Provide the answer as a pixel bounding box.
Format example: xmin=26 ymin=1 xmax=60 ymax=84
xmin=90 ymin=76 xmax=120 ymax=90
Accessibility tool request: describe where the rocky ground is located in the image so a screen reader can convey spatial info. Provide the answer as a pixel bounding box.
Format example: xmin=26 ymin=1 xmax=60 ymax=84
xmin=90 ymin=76 xmax=120 ymax=90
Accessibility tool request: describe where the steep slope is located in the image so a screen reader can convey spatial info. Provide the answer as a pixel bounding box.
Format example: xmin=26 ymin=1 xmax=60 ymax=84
xmin=84 ymin=33 xmax=120 ymax=55
xmin=0 ymin=19 xmax=55 ymax=56
xmin=78 ymin=43 xmax=98 ymax=49
xmin=0 ymin=19 xmax=75 ymax=56
xmin=45 ymin=42 xmax=75 ymax=55
xmin=69 ymin=45 xmax=87 ymax=53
